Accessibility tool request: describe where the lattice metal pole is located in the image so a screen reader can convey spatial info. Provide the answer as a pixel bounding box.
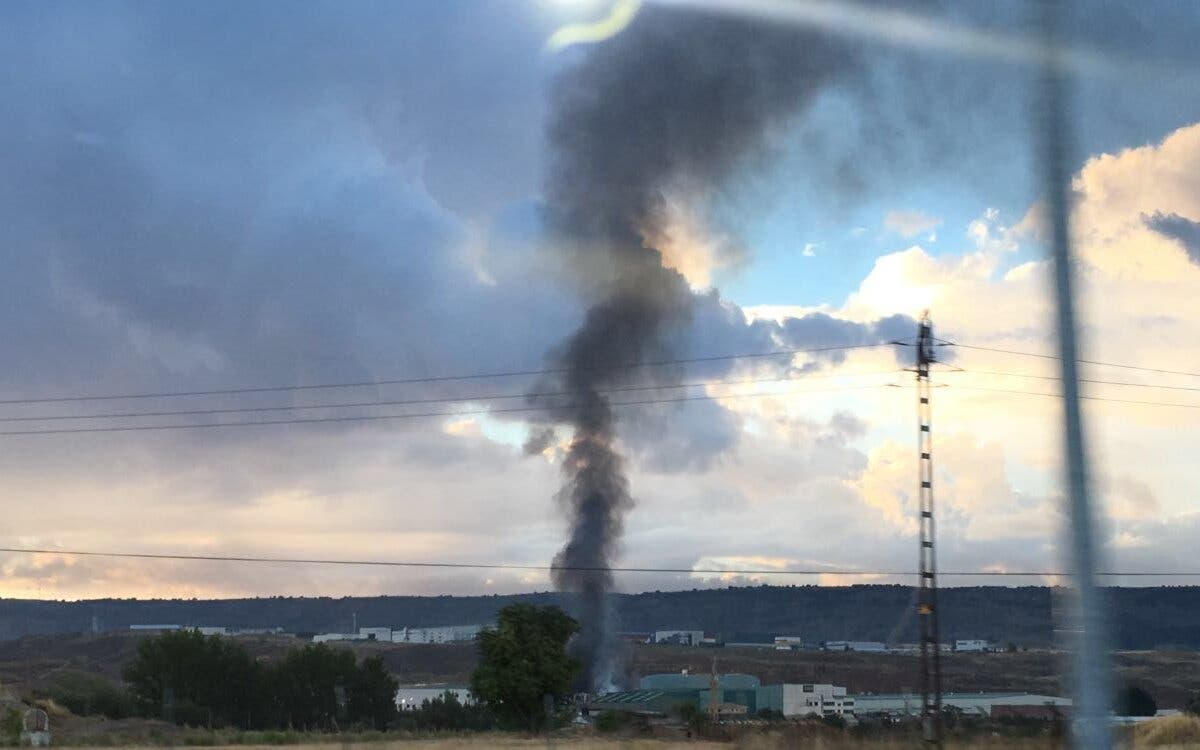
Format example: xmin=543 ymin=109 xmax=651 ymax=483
xmin=916 ymin=313 xmax=942 ymax=745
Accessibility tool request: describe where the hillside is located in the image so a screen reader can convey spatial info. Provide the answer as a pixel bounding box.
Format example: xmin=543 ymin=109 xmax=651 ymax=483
xmin=1 ymin=585 xmax=1198 ymax=649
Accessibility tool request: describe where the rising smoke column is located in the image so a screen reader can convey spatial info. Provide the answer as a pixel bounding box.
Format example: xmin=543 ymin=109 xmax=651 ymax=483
xmin=541 ymin=5 xmax=856 ymax=690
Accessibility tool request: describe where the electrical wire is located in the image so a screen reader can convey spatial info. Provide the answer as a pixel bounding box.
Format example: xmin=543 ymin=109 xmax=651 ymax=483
xmin=0 ymin=546 xmax=1192 ymax=577
xmin=943 ymin=368 xmax=1200 ymax=393
xmin=942 ymin=341 xmax=1200 ymax=379
xmin=946 ymin=383 xmax=1200 ymax=409
xmin=0 ymin=341 xmax=903 ymax=407
xmin=0 ymin=369 xmax=904 ymax=424
xmin=0 ymin=382 xmax=907 ymax=437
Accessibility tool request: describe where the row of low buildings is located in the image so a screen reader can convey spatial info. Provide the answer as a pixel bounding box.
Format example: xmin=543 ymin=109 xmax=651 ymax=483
xmin=585 ymin=671 xmax=1070 ymax=721
xmin=587 ymin=673 xmax=856 ymax=719
xmin=312 ymin=624 xmax=486 ymax=645
xmin=394 ymin=672 xmax=1072 ymax=722
xmin=633 ymin=630 xmax=997 ymax=653
xmin=128 ymin=625 xmax=286 ymax=636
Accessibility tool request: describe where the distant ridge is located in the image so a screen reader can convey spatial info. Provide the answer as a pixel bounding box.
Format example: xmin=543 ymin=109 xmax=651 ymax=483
xmin=1 ymin=585 xmax=1197 ymax=649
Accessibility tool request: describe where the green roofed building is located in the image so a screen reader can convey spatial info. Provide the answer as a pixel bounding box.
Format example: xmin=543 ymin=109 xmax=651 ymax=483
xmin=587 ymin=673 xmax=856 ymax=719
xmin=588 ymin=673 xmax=771 ymax=717
xmin=586 ymin=689 xmax=694 ymax=717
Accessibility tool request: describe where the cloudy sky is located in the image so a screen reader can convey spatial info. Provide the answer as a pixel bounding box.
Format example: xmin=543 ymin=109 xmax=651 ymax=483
xmin=2 ymin=0 xmax=1199 ymax=600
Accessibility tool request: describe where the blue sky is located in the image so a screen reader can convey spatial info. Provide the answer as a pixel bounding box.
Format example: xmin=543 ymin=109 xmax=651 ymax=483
xmin=1 ymin=0 xmax=1200 ymax=599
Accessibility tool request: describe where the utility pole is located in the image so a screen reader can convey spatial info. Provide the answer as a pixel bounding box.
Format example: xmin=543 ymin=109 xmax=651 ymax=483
xmin=1036 ymin=2 xmax=1112 ymax=747
xmin=916 ymin=313 xmax=942 ymax=746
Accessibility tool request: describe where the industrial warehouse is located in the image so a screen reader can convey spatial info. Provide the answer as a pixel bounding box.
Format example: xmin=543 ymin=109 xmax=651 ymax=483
xmin=585 ymin=671 xmax=1070 ymax=722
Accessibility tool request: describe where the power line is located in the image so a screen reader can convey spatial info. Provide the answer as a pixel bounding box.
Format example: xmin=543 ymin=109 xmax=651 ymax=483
xmin=0 ymin=382 xmax=906 ymax=437
xmin=945 ymin=368 xmax=1200 ymax=393
xmin=946 ymin=383 xmax=1200 ymax=410
xmin=0 ymin=342 xmax=902 ymax=407
xmin=0 ymin=546 xmax=1192 ymax=577
xmin=943 ymin=342 xmax=1200 ymax=379
xmin=0 ymin=369 xmax=904 ymax=424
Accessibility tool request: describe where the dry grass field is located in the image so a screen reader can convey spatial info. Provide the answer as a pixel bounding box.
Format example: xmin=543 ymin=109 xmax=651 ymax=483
xmin=41 ymin=714 xmax=1200 ymax=749
xmin=54 ymin=741 xmax=1069 ymax=750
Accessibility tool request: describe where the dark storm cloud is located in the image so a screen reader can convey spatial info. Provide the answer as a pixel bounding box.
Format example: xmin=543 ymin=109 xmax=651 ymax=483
xmin=0 ymin=1 xmax=560 ymax=402
xmin=1145 ymin=212 xmax=1200 ymax=265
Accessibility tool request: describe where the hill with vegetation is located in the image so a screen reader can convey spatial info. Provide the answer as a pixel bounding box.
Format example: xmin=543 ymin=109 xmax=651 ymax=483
xmin=1 ymin=585 xmax=1197 ymax=649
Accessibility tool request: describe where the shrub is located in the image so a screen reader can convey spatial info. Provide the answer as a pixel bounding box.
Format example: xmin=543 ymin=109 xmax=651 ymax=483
xmin=1134 ymin=713 xmax=1200 ymax=747
xmin=594 ymin=710 xmax=629 ymax=733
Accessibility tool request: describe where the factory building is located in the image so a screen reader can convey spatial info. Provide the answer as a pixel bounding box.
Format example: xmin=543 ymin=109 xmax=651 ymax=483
xmin=781 ymin=684 xmax=854 ymax=717
xmin=588 ymin=673 xmax=853 ymax=718
xmin=392 ymin=624 xmax=484 ymax=644
xmin=312 ymin=623 xmax=485 ymax=644
xmin=590 ymin=673 xmax=1068 ymax=723
xmin=823 ymin=640 xmax=886 ymax=653
xmin=652 ymin=630 xmax=706 ymax=646
xmin=853 ymin=692 xmax=1071 ymax=717
xmin=954 ymin=639 xmax=992 ymax=652
xmin=360 ymin=626 xmax=393 ymax=641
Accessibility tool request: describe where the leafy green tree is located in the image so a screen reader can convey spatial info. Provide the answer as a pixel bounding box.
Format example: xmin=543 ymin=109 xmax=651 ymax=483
xmin=123 ymin=630 xmax=257 ymax=727
xmin=470 ymin=604 xmax=580 ymax=731
xmin=270 ymin=644 xmax=358 ymax=730
xmin=348 ymin=656 xmax=398 ymax=729
xmin=123 ymin=632 xmax=399 ymax=732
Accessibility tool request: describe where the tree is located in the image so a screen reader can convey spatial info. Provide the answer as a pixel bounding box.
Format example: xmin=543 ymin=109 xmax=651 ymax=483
xmin=270 ymin=644 xmax=359 ymax=730
xmin=1116 ymin=685 xmax=1157 ymax=717
xmin=124 ymin=632 xmax=398 ymax=731
xmin=123 ymin=630 xmax=257 ymax=727
xmin=348 ymin=656 xmax=398 ymax=729
xmin=470 ymin=604 xmax=580 ymax=731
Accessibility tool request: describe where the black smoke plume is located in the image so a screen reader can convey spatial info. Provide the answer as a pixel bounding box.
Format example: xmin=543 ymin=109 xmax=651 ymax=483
xmin=540 ymin=5 xmax=857 ymax=691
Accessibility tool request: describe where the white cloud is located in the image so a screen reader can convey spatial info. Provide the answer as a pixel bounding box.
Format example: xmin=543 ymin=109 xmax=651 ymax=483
xmin=884 ymin=210 xmax=943 ymax=238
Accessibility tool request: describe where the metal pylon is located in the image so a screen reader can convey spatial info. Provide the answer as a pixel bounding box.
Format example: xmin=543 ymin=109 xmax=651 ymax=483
xmin=916 ymin=313 xmax=942 ymax=745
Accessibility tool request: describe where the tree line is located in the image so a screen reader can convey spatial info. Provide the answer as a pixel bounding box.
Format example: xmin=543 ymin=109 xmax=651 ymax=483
xmin=115 ymin=604 xmax=583 ymax=733
xmin=122 ymin=630 xmax=396 ymax=730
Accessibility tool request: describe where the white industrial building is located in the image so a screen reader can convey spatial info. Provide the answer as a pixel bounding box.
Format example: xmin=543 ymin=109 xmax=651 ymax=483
xmin=783 ymin=684 xmax=854 ymax=717
xmin=653 ymin=629 xmax=705 ymax=646
xmin=394 ymin=684 xmax=474 ymax=710
xmin=852 ymin=692 xmax=1071 ymax=717
xmin=773 ymin=636 xmax=803 ymax=651
xmin=954 ymin=639 xmax=992 ymax=652
xmin=312 ymin=624 xmax=485 ymax=644
xmin=392 ymin=624 xmax=484 ymax=644
xmin=824 ymin=640 xmax=886 ymax=653
xmin=359 ymin=627 xmax=393 ymax=641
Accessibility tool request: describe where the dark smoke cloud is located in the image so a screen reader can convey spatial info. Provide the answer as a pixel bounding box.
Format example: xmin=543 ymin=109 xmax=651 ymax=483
xmin=522 ymin=426 xmax=558 ymax=456
xmin=540 ymin=5 xmax=859 ymax=690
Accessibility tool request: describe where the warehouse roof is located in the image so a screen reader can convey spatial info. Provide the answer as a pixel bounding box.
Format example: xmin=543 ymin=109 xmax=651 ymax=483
xmin=591 ymin=690 xmax=668 ymax=704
